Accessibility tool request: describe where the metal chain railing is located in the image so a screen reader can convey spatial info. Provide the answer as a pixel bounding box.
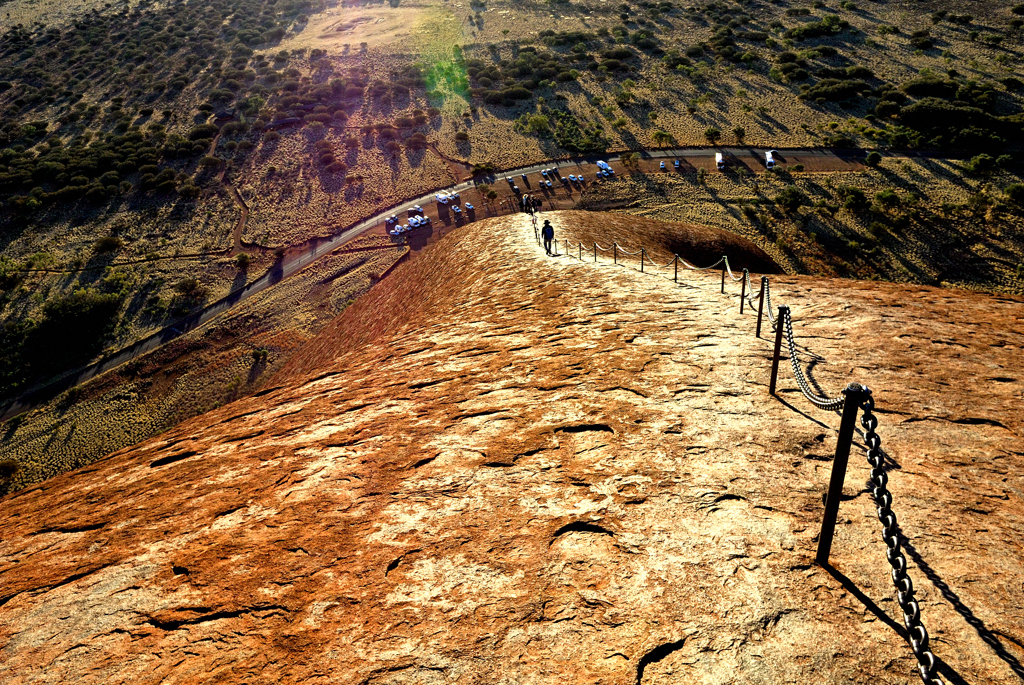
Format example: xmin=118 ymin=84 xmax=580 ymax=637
xmin=533 ymin=220 xmax=944 ymax=684
xmin=782 ymin=307 xmax=846 ymax=411
xmin=861 ymin=393 xmax=946 ymax=685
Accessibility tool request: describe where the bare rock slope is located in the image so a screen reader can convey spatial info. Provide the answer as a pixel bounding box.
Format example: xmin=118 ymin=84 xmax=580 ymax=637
xmin=1 ymin=211 xmax=1022 ymax=684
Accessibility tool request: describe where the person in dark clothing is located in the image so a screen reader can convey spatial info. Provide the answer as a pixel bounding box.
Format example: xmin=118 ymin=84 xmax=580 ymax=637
xmin=542 ymin=219 xmax=555 ymax=255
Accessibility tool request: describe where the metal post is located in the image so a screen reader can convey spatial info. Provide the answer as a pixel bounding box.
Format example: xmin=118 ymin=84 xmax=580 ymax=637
xmin=614 ymin=243 xmax=617 ymax=264
xmin=594 ymin=243 xmax=597 ymax=262
xmin=740 ymin=268 xmax=748 ymax=313
xmin=674 ymin=256 xmax=678 ymax=283
xmin=640 ymin=248 xmax=645 ymax=273
xmin=756 ymin=277 xmax=766 ymax=338
xmin=579 ymin=242 xmax=582 ymax=261
xmin=720 ymin=258 xmax=726 ymax=293
xmin=817 ymin=383 xmax=868 ymax=566
xmin=768 ymin=305 xmax=788 ymax=395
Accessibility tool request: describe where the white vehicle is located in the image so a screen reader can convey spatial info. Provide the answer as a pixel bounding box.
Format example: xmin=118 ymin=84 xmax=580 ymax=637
xmin=568 ymin=174 xmax=576 ymax=182
xmin=465 ymin=203 xmax=474 ymax=211
xmin=436 ymin=194 xmax=449 ymax=204
xmin=660 ymin=161 xmax=666 ymax=170
xmin=596 ymin=160 xmax=611 ymax=171
xmin=715 ymin=152 xmax=725 ymax=171
xmin=765 ymin=150 xmax=776 ymax=170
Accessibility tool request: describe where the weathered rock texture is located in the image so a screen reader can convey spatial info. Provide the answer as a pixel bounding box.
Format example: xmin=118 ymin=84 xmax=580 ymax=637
xmin=1 ymin=211 xmax=1022 ymax=684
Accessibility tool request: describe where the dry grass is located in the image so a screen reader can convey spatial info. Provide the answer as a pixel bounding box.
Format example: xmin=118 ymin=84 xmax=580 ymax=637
xmin=0 ymin=243 xmax=406 ymax=494
xmin=575 ymin=158 xmax=1024 ymax=294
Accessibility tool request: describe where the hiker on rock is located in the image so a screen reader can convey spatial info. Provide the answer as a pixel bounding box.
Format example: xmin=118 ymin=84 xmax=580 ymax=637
xmin=542 ymin=219 xmax=555 ymax=256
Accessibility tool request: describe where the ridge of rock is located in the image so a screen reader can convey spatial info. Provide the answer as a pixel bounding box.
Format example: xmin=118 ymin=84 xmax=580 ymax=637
xmin=1 ymin=211 xmax=1022 ymax=684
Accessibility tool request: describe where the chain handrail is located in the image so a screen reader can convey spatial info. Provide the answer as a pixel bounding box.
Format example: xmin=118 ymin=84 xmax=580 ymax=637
xmin=781 ymin=308 xmax=846 ymax=411
xmin=615 ymin=243 xmax=644 ymax=256
xmin=764 ymin=278 xmax=777 ymax=327
xmin=540 ymin=217 xmax=943 ymax=685
xmin=744 ymin=269 xmax=759 ymax=309
xmin=723 ymin=256 xmax=743 ymax=281
xmin=679 ymin=255 xmax=726 ymax=271
xmin=860 ymin=393 xmax=946 ymax=685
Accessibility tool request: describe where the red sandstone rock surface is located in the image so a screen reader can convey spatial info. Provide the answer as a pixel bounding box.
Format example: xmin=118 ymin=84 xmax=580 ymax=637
xmin=1 ymin=211 xmax=1022 ymax=684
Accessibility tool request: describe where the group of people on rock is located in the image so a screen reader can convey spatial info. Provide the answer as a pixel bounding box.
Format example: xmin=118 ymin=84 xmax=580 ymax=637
xmin=519 ymin=195 xmax=541 ymax=214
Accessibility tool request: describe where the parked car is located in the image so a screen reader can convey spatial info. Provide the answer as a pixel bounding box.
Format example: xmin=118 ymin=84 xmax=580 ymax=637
xmin=765 ymin=150 xmax=776 ymax=170
xmin=465 ymin=203 xmax=474 ymax=211
xmin=674 ymin=159 xmax=680 ymax=169
xmin=660 ymin=161 xmax=666 ymax=170
xmin=716 ymin=152 xmax=725 ymax=171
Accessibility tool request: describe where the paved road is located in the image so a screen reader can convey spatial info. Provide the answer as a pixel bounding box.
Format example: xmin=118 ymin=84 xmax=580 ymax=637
xmin=0 ymin=146 xmax=874 ymax=422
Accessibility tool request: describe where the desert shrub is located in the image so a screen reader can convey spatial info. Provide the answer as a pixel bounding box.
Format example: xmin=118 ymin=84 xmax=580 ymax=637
xmin=804 ymin=79 xmax=870 ymax=102
xmin=817 ymin=65 xmax=873 ymax=80
xmin=704 ymin=127 xmax=722 ymax=143
xmin=94 ymin=236 xmax=123 ymax=253
xmin=455 ymin=131 xmax=470 ymax=141
xmin=901 ymin=77 xmax=958 ymax=99
xmin=178 ymin=182 xmax=200 ymax=199
xmin=786 ymin=15 xmax=849 ymax=40
xmin=1001 ymin=77 xmax=1024 ymax=91
xmin=874 ymin=188 xmax=901 ymax=207
xmin=965 ymin=153 xmax=996 ymax=174
xmin=189 ymin=123 xmax=219 ymax=140
xmin=865 ymin=151 xmax=882 ymax=166
xmin=775 ymin=186 xmax=806 ymax=211
xmin=264 ymin=130 xmax=281 ymax=142
xmin=0 ymin=288 xmax=123 ymax=398
xmin=837 ymin=185 xmax=867 ymax=209
xmin=1005 ymin=184 xmax=1024 ymax=204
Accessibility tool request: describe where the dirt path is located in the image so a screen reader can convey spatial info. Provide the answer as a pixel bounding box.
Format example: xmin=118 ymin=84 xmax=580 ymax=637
xmin=223 ymin=183 xmax=252 ymax=255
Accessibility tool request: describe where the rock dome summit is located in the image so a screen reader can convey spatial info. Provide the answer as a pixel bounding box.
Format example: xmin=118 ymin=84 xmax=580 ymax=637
xmin=1 ymin=212 xmax=1022 ymax=684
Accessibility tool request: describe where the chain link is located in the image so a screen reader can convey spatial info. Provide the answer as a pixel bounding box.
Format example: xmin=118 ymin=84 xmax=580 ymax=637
xmin=744 ymin=270 xmax=759 ymax=309
xmin=860 ymin=392 xmax=946 ymax=685
xmin=764 ymin=278 xmax=777 ymax=327
xmin=723 ymin=256 xmax=743 ymax=281
xmin=782 ymin=308 xmax=846 ymax=411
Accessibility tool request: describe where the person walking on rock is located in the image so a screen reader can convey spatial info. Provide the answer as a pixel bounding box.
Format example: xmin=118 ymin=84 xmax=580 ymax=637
xmin=542 ymin=219 xmax=555 ymax=256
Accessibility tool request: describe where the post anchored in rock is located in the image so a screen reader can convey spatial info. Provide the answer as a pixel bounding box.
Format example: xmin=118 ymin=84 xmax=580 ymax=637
xmin=756 ymin=277 xmax=767 ymax=338
xmin=641 ymin=248 xmax=645 ymax=273
xmin=740 ymin=268 xmax=748 ymax=314
xmin=593 ymin=243 xmax=597 ymax=262
xmin=768 ymin=305 xmax=788 ymax=395
xmin=720 ymin=257 xmax=727 ymax=294
xmin=674 ymin=255 xmax=678 ymax=283
xmin=614 ymin=243 xmax=618 ymax=264
xmin=817 ymin=383 xmax=869 ymax=566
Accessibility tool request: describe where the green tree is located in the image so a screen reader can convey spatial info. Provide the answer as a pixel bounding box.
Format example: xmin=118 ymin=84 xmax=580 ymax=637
xmin=704 ymin=127 xmax=722 ymax=144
